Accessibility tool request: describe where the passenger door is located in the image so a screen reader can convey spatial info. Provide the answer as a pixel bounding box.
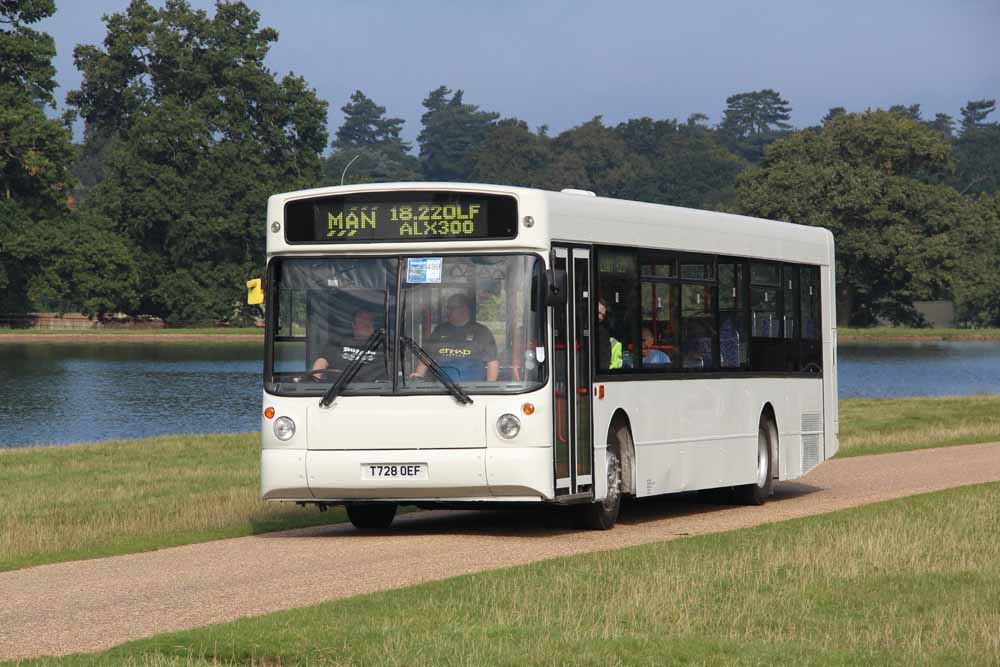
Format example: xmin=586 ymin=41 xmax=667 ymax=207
xmin=551 ymin=246 xmax=594 ymax=499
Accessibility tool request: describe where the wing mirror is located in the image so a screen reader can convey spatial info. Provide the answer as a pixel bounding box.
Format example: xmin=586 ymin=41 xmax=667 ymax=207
xmin=544 ymin=269 xmax=567 ymax=306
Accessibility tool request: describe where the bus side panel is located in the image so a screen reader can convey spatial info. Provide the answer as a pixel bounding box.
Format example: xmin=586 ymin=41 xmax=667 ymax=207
xmin=774 ymin=377 xmax=825 ymax=480
xmin=592 ymin=377 xmax=824 ymax=498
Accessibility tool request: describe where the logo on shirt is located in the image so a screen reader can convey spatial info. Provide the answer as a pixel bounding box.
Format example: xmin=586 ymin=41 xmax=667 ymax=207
xmin=437 ymin=347 xmax=473 ymax=357
xmin=341 ymin=346 xmax=376 ymax=363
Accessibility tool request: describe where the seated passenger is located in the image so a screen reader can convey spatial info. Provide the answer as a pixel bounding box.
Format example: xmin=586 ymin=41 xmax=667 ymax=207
xmin=641 ymin=327 xmax=670 ymax=367
xmin=312 ymin=309 xmax=385 ymax=382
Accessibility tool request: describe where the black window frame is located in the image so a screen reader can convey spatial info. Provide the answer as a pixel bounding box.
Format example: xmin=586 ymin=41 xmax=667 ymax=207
xmin=593 ymin=244 xmax=823 ymax=381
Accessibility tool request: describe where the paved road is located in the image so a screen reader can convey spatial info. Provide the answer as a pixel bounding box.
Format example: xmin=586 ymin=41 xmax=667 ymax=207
xmin=3 ymin=442 xmax=1000 ymax=661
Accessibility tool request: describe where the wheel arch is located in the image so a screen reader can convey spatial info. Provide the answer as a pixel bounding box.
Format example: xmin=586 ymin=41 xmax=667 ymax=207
xmin=607 ymin=408 xmax=636 ymax=496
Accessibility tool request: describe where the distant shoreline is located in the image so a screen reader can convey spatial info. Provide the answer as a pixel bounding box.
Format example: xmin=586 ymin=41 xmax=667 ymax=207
xmin=839 ymin=328 xmax=1000 ymax=343
xmin=0 ymin=330 xmax=262 ymax=344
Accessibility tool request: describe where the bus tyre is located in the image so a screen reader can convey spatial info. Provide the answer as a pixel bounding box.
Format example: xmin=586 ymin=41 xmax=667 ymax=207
xmin=734 ymin=418 xmax=775 ymax=505
xmin=346 ymin=503 xmax=397 ymax=529
xmin=582 ymin=446 xmax=622 ymax=530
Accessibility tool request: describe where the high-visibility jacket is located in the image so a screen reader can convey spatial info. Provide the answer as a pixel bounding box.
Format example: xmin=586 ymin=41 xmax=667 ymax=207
xmin=609 ymin=336 xmax=623 ymax=369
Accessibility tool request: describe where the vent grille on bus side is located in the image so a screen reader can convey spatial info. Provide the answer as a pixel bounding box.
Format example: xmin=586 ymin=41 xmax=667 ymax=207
xmin=801 ymin=412 xmax=823 ymax=433
xmin=801 ymin=411 xmax=823 ymax=474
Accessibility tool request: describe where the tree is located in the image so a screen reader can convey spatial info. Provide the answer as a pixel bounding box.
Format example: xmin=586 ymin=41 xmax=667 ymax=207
xmin=927 ymin=113 xmax=955 ymax=139
xmin=324 ymin=90 xmax=419 ymax=184
xmin=888 ymin=103 xmax=922 ymax=120
xmin=953 ymin=124 xmax=1000 ymax=195
xmin=0 ymin=0 xmax=72 ymax=207
xmin=13 ymin=208 xmax=140 ymax=317
xmin=418 ymin=86 xmax=498 ymax=181
xmin=470 ymin=118 xmax=551 ymax=187
xmin=719 ymin=89 xmax=794 ymax=162
xmin=720 ymin=90 xmax=793 ymax=137
xmin=949 ymin=193 xmax=1000 ymax=325
xmin=952 ymin=99 xmax=1000 ymax=195
xmin=69 ymin=0 xmax=328 ymax=324
xmin=734 ymin=110 xmax=968 ymax=325
xmin=615 ymin=116 xmax=745 ymax=208
xmin=822 ymin=107 xmax=847 ymax=125
xmin=0 ymin=0 xmax=129 ymax=317
xmin=541 ymin=116 xmax=639 ymax=197
xmin=960 ymin=99 xmax=996 ymax=133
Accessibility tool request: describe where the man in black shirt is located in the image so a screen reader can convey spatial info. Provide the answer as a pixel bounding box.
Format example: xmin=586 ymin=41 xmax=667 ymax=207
xmin=410 ymin=293 xmax=499 ymax=382
xmin=312 ymin=309 xmax=385 ymax=382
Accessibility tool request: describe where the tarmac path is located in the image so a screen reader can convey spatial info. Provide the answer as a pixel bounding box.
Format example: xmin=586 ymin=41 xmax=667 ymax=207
xmin=2 ymin=441 xmax=1000 ymax=661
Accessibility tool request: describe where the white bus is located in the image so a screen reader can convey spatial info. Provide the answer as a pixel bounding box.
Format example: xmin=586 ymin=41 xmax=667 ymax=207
xmin=254 ymin=183 xmax=837 ymax=530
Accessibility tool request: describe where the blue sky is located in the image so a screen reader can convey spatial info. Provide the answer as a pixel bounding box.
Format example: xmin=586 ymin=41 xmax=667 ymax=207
xmin=41 ymin=1 xmax=999 ymax=145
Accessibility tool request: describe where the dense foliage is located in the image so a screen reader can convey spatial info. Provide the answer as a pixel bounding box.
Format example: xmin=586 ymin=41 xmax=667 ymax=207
xmin=68 ymin=0 xmax=328 ymax=323
xmin=2 ymin=0 xmax=998 ymax=326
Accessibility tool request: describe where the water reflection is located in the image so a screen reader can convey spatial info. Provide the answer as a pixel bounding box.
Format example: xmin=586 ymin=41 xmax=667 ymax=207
xmin=1 ymin=339 xmax=998 ymax=448
xmin=838 ymin=341 xmax=1000 ymax=399
xmin=0 ymin=342 xmax=262 ymax=448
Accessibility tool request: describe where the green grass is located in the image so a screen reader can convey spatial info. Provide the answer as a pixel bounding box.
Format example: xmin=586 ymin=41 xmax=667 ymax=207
xmin=839 ymin=326 xmax=1000 ymax=340
xmin=13 ymin=482 xmax=1000 ymax=666
xmin=0 ymin=434 xmax=342 ymax=573
xmin=839 ymin=395 xmax=1000 ymax=457
xmin=3 ymin=396 xmax=999 ymax=574
xmin=0 ymin=327 xmax=262 ymax=336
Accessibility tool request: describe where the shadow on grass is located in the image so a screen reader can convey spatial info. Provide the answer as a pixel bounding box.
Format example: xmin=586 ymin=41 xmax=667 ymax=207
xmin=247 ymin=507 xmax=349 ymax=536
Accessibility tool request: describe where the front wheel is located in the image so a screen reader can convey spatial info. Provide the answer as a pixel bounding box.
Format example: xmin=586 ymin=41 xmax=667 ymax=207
xmin=733 ymin=419 xmax=775 ymax=505
xmin=345 ymin=503 xmax=397 ymax=529
xmin=581 ymin=445 xmax=622 ymax=530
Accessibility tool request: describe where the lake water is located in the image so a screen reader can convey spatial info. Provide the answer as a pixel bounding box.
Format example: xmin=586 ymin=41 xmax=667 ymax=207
xmin=1 ymin=340 xmax=998 ymax=448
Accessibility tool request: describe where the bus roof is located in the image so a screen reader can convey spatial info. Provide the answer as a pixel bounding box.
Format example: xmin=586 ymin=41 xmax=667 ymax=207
xmin=267 ymin=182 xmax=834 ymax=266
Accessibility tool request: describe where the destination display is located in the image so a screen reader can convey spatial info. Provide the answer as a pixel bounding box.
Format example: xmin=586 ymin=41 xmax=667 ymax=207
xmin=284 ymin=191 xmax=518 ymax=243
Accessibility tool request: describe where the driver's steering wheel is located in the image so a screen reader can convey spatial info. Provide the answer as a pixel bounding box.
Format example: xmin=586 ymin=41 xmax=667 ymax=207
xmin=284 ymin=367 xmax=344 ymax=382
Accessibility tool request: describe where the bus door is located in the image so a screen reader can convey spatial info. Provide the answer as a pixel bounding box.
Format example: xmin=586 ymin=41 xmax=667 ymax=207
xmin=551 ymin=246 xmax=594 ymax=499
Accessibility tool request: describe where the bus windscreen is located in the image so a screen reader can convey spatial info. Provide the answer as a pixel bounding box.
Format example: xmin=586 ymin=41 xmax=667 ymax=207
xmin=284 ymin=191 xmax=518 ymax=244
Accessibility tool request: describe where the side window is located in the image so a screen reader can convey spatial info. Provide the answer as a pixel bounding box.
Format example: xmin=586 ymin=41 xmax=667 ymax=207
xmin=639 ymin=250 xmax=677 ymax=370
xmin=750 ymin=261 xmax=783 ymax=372
xmin=596 ymin=247 xmax=639 ymax=372
xmin=801 ymin=266 xmax=822 ymax=371
xmin=750 ymin=262 xmax=780 ymax=338
xmin=782 ymin=264 xmax=800 ymax=370
xmin=719 ymin=261 xmax=747 ymax=369
xmin=640 ymin=281 xmax=677 ymax=369
xmin=681 ymin=283 xmax=717 ymax=369
xmin=782 ymin=265 xmax=798 ymax=340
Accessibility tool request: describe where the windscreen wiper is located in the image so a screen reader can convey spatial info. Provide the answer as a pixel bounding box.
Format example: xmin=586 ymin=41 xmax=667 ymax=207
xmin=319 ymin=328 xmax=385 ymax=408
xmin=399 ymin=336 xmax=474 ymax=405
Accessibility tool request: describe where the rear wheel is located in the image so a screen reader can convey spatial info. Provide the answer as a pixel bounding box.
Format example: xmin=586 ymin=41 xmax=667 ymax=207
xmin=345 ymin=503 xmax=397 ymax=529
xmin=734 ymin=418 xmax=775 ymax=505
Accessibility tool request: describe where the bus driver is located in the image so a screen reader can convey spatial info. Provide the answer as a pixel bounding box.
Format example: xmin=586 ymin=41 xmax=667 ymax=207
xmin=410 ymin=293 xmax=499 ymax=382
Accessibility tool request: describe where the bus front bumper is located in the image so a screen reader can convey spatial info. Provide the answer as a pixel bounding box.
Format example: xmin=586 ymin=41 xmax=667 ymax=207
xmin=261 ymin=447 xmax=554 ymax=502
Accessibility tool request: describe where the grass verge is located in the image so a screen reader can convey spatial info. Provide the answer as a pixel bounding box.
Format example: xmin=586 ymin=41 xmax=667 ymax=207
xmin=838 ymin=395 xmax=1000 ymax=457
xmin=0 ymin=434 xmax=341 ymax=573
xmin=12 ymin=482 xmax=1000 ymax=666
xmin=3 ymin=396 xmax=1000 ymax=573
xmin=839 ymin=326 xmax=1000 ymax=340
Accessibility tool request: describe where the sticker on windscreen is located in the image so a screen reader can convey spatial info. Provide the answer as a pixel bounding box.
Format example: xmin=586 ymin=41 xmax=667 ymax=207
xmin=406 ymin=257 xmax=443 ymax=283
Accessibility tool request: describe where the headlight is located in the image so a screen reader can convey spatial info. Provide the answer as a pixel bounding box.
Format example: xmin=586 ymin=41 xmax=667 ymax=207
xmin=273 ymin=416 xmax=296 ymax=441
xmin=496 ymin=413 xmax=521 ymax=439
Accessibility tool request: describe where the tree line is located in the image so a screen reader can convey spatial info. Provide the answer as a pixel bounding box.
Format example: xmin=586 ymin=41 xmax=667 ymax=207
xmin=2 ymin=0 xmax=998 ymax=326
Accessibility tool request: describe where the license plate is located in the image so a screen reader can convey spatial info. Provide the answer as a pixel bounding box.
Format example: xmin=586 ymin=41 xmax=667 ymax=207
xmin=362 ymin=463 xmax=428 ymax=480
